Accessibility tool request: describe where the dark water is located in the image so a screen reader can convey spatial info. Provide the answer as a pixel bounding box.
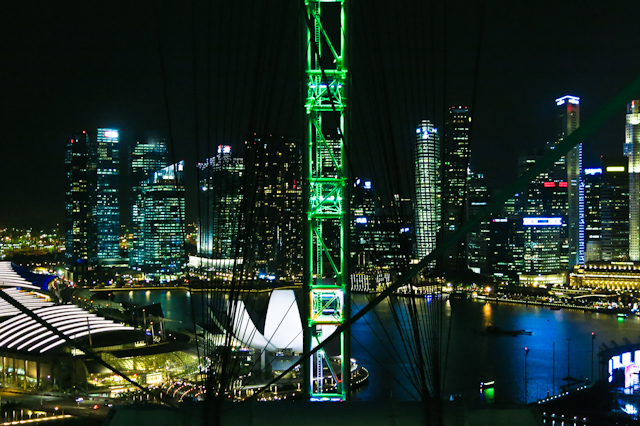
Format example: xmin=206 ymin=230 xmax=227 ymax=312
xmin=112 ymin=290 xmax=640 ymax=404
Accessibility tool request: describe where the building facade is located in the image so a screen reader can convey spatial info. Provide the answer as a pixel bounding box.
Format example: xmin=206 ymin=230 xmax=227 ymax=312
xmin=349 ymin=180 xmax=410 ymax=274
xmin=556 ymin=95 xmax=584 ymax=267
xmin=521 ymin=217 xmax=566 ymax=275
xmin=243 ymin=136 xmax=303 ymax=281
xmin=443 ymin=107 xmax=471 ymax=271
xmin=600 ymin=158 xmax=630 ymax=261
xmin=486 ymin=217 xmax=522 ymax=284
xmin=130 ymin=138 xmax=168 ymax=268
xmin=414 ymin=120 xmax=441 ymax=265
xmin=65 ymin=128 xmax=121 ymax=282
xmin=351 ymin=179 xmax=377 ymax=268
xmin=94 ymin=129 xmax=121 ymax=264
xmin=197 ymin=145 xmax=245 ymax=261
xmin=466 ymin=171 xmax=490 ymax=274
xmin=133 ymin=162 xmax=186 ymax=279
xmin=570 ymin=262 xmax=640 ymax=291
xmin=584 ymin=167 xmax=603 ymax=261
xmin=65 ymin=131 xmax=96 ymax=282
xmin=512 ymin=148 xmax=569 ymax=282
xmin=627 ymin=100 xmax=640 ymax=261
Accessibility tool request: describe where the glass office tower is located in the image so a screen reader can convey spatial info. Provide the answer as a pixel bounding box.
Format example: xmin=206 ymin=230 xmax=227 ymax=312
xmin=627 ymin=100 xmax=640 ymax=261
xmin=600 ymin=158 xmax=630 ymax=261
xmin=130 ymin=138 xmax=168 ymax=268
xmin=197 ymin=145 xmax=245 ymax=260
xmin=443 ymin=106 xmax=471 ymax=271
xmin=137 ymin=161 xmax=186 ymax=279
xmin=95 ymin=128 xmax=121 ymax=264
xmin=65 ymin=131 xmax=96 ymax=282
xmin=243 ymin=135 xmax=303 ymax=280
xmin=414 ymin=120 xmax=441 ymax=264
xmin=65 ymin=128 xmax=121 ymax=281
xmin=556 ymin=95 xmax=584 ymax=267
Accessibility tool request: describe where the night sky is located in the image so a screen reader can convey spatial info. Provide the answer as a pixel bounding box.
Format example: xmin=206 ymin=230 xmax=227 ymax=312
xmin=2 ymin=1 xmax=640 ymax=230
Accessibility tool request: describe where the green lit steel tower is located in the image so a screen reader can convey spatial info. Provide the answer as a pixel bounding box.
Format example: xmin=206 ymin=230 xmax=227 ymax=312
xmin=303 ymin=0 xmax=349 ymax=401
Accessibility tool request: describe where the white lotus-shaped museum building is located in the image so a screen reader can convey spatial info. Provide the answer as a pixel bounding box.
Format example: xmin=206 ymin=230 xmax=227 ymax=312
xmin=227 ymin=289 xmax=303 ymax=353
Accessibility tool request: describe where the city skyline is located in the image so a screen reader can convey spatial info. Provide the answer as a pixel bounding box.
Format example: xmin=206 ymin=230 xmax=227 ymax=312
xmin=3 ymin=2 xmax=640 ymax=229
xmin=5 ymin=1 xmax=640 ymax=420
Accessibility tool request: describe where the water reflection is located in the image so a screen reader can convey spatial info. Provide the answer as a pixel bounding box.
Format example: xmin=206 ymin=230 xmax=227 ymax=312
xmin=482 ymin=302 xmax=492 ymax=327
xmin=111 ymin=290 xmax=640 ymax=404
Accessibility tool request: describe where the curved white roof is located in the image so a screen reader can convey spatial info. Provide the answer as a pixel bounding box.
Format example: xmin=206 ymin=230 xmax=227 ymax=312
xmin=0 ymin=301 xmax=134 ymax=353
xmin=230 ymin=289 xmax=303 ymax=353
xmin=229 ymin=300 xmax=276 ymax=351
xmin=264 ymin=290 xmax=303 ymax=352
xmin=0 ymin=262 xmax=133 ymax=354
xmin=0 ymin=262 xmax=39 ymax=290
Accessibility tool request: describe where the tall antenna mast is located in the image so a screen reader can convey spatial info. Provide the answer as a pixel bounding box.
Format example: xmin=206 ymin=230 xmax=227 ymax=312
xmin=303 ymin=0 xmax=350 ymax=401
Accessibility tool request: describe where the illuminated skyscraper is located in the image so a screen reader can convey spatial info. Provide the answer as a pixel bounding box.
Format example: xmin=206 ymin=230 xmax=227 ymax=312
xmin=520 ymin=217 xmax=566 ymax=282
xmin=65 ymin=128 xmax=121 ymax=281
xmin=487 ymin=217 xmax=522 ymax=284
xmin=466 ymin=170 xmax=490 ymax=274
xmin=65 ymin=131 xmax=96 ymax=283
xmin=130 ymin=138 xmax=168 ymax=191
xmin=197 ymin=145 xmax=244 ymax=259
xmin=243 ymin=135 xmax=303 ymax=280
xmin=95 ymin=128 xmax=121 ymax=264
xmin=600 ymin=158 xmax=629 ymax=261
xmin=130 ymin=138 xmax=168 ymax=268
xmin=443 ymin=106 xmax=471 ymax=271
xmin=414 ymin=120 xmax=441 ymax=262
xmin=351 ymin=178 xmax=376 ymax=267
xmin=517 ymin=147 xmax=566 ymax=217
xmin=349 ymin=180 xmax=410 ymax=291
xmin=555 ymin=95 xmax=584 ymax=267
xmin=511 ymin=148 xmax=569 ymax=282
xmin=134 ymin=161 xmax=186 ymax=279
xmin=627 ymin=100 xmax=640 ymax=261
xmin=584 ymin=167 xmax=603 ymax=261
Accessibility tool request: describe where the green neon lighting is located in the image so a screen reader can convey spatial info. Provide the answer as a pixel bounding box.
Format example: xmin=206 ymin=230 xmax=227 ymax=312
xmin=304 ymin=0 xmax=349 ymax=402
xmin=311 ymin=288 xmax=344 ymax=323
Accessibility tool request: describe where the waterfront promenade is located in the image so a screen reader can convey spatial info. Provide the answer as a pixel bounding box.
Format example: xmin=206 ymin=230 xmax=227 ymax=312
xmin=472 ymin=294 xmax=629 ymax=314
xmin=93 ymin=284 xmax=632 ymax=315
xmin=95 ymin=288 xmax=640 ymax=404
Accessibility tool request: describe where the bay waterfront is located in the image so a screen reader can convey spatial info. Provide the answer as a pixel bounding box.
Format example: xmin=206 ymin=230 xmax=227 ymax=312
xmin=109 ymin=289 xmax=640 ymax=404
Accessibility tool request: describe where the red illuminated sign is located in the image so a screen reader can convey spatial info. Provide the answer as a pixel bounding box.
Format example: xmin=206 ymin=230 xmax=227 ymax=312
xmin=544 ymin=182 xmax=555 ymax=187
xmin=559 ymin=182 xmax=568 ymax=187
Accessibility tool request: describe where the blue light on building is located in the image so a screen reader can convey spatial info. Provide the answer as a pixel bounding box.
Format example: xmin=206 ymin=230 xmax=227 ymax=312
xmin=95 ymin=128 xmax=121 ymax=263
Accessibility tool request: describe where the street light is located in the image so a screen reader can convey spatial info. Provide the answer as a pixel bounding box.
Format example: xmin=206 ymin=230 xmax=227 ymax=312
xmin=552 ymin=342 xmax=555 ymax=396
xmin=524 ymin=347 xmax=530 ymax=403
xmin=591 ymin=332 xmax=596 ymax=383
xmin=567 ymin=337 xmax=572 ymax=388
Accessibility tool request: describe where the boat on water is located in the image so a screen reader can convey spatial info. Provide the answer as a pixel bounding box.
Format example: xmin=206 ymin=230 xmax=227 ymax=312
xmin=485 ymin=326 xmax=532 ymax=336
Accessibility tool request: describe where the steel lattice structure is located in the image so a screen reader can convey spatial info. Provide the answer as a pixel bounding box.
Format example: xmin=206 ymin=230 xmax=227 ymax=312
xmin=303 ymin=0 xmax=350 ymax=401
